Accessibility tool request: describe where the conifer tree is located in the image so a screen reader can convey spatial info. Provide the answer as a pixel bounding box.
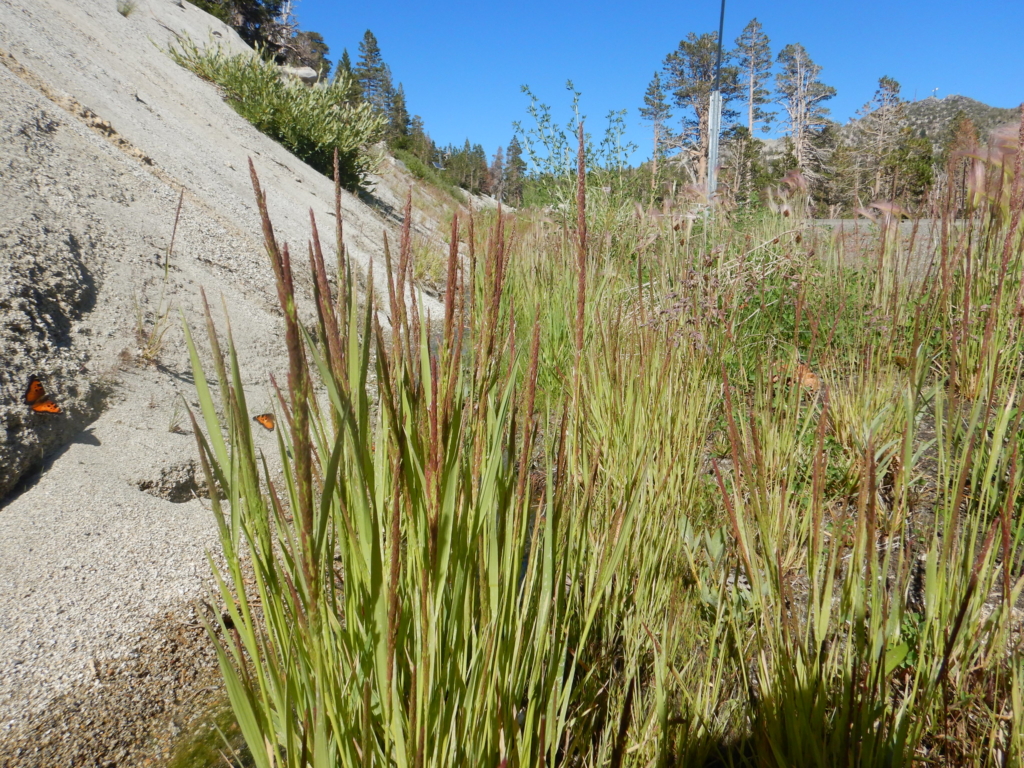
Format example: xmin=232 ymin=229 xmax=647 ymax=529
xmin=469 ymin=143 xmax=487 ymax=193
xmin=503 ymin=136 xmax=526 ymax=205
xmin=488 ymin=146 xmax=505 ymax=201
xmin=332 ymin=48 xmax=361 ymax=103
xmin=338 ymin=48 xmax=353 ymax=77
xmin=662 ymin=32 xmax=740 ymax=184
xmin=720 ymin=126 xmax=765 ymax=206
xmin=197 ymin=0 xmax=285 ymax=50
xmin=440 ymin=141 xmax=488 ymax=193
xmin=354 ymin=30 xmax=392 ymax=115
xmin=407 ymin=115 xmax=432 ymax=161
xmin=856 ymin=76 xmax=906 ymax=198
xmin=889 ymin=129 xmax=933 ymax=206
xmin=734 ymin=18 xmax=774 ymax=134
xmin=639 ymin=71 xmax=672 ymax=183
xmin=381 ymin=65 xmax=396 ymax=116
xmin=811 ymin=124 xmax=856 ymax=216
xmin=285 ymin=30 xmax=331 ymax=79
xmin=387 ymin=83 xmax=411 ymax=147
xmin=775 ymin=43 xmax=835 ymax=175
xmin=941 ymin=112 xmax=979 ymax=215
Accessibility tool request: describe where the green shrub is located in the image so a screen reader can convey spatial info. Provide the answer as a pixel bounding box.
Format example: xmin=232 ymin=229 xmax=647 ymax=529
xmin=168 ymin=38 xmax=385 ymax=189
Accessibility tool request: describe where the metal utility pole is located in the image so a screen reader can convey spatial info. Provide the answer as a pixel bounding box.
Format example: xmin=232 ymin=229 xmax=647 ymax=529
xmin=706 ymin=0 xmax=726 ymax=202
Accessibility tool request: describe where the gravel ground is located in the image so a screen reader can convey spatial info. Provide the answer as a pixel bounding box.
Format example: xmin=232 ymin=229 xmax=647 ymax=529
xmin=0 ymin=0 xmax=453 ymax=763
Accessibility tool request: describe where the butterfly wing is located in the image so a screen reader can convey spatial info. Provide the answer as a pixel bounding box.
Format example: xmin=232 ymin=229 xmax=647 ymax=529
xmin=253 ymin=413 xmax=275 ymax=431
xmin=24 ymin=377 xmax=61 ymax=414
xmin=32 ymin=399 xmax=62 ymax=414
xmin=24 ymin=377 xmax=45 ymax=405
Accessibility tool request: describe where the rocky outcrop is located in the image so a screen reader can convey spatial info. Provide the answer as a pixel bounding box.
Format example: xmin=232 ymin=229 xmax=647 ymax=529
xmin=279 ymin=64 xmax=319 ymax=85
xmin=0 ymin=102 xmax=109 ymax=499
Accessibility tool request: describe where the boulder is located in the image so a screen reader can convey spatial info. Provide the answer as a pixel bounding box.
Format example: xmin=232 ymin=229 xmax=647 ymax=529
xmin=278 ymin=65 xmax=318 ymax=85
xmin=0 ymin=128 xmax=105 ymax=498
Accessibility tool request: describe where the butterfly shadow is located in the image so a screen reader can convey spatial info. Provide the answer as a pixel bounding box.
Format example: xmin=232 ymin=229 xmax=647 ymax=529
xmin=72 ymin=428 xmax=101 ymax=447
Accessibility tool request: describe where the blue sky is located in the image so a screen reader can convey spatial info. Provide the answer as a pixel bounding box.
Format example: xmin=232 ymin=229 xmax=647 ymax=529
xmin=297 ymin=0 xmax=1022 ymax=164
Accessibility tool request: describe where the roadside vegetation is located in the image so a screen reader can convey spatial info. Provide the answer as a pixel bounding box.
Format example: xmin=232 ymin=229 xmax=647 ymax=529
xmin=183 ymin=88 xmax=1024 ymax=765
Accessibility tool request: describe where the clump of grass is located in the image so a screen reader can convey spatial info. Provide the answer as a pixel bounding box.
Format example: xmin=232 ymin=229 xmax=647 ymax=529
xmin=134 ymin=190 xmax=183 ymax=365
xmin=186 ymin=113 xmax=1024 ymax=766
xmin=168 ymin=397 xmax=188 ymax=434
xmin=133 ymin=288 xmax=172 ymax=364
xmin=405 ymin=229 xmax=449 ymax=295
xmin=116 ymin=0 xmax=137 ymax=17
xmin=185 ymin=147 xmax=645 ymax=765
xmin=168 ymin=37 xmax=385 ymax=189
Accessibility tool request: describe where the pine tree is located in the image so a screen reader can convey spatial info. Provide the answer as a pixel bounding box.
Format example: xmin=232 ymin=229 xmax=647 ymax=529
xmin=441 ymin=140 xmax=489 ymax=193
xmin=354 ymin=30 xmax=391 ymax=115
xmin=662 ymin=32 xmax=741 ymax=185
xmin=855 ymin=76 xmax=906 ymax=199
xmin=774 ymin=43 xmax=835 ymax=175
xmin=810 ymin=123 xmax=855 ymax=216
xmin=387 ymin=83 xmax=411 ymax=147
xmin=639 ymin=71 xmax=672 ymax=184
xmin=199 ymin=0 xmax=285 ymax=50
xmin=941 ymin=112 xmax=979 ymax=215
xmin=470 ymin=143 xmax=488 ymax=193
xmin=734 ymin=18 xmax=774 ymax=134
xmin=889 ymin=128 xmax=933 ymax=207
xmin=719 ymin=126 xmax=764 ymax=205
xmin=503 ymin=136 xmax=526 ymax=206
xmin=338 ymin=48 xmax=353 ymax=77
xmin=332 ymin=48 xmax=361 ymax=103
xmin=488 ymin=147 xmax=505 ymax=201
xmin=407 ymin=115 xmax=432 ymax=161
xmin=380 ymin=65 xmax=396 ymax=117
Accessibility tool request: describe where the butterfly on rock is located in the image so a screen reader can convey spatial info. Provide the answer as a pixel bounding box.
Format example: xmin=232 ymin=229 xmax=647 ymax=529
xmin=24 ymin=376 xmax=61 ymax=414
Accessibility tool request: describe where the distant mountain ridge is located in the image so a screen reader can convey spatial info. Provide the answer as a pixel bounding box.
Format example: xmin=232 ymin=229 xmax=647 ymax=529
xmin=901 ymin=94 xmax=1020 ymax=143
xmin=824 ymin=94 xmax=1020 ymax=156
xmin=753 ymin=95 xmax=1018 ymax=160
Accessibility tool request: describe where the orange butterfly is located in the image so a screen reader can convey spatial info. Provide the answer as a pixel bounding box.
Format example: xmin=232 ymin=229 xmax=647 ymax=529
xmin=793 ymin=363 xmax=821 ymax=392
xmin=24 ymin=376 xmax=61 ymax=414
xmin=253 ymin=413 xmax=275 ymax=431
xmin=770 ymin=363 xmax=821 ymax=392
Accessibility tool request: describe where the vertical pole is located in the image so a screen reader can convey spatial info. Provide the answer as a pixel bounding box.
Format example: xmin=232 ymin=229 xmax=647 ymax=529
xmin=707 ymin=0 xmax=727 ymax=202
xmin=707 ymin=92 xmax=722 ymax=199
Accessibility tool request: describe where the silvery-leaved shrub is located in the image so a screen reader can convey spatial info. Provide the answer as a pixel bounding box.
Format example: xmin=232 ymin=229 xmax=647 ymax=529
xmin=169 ymin=38 xmax=386 ymax=189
